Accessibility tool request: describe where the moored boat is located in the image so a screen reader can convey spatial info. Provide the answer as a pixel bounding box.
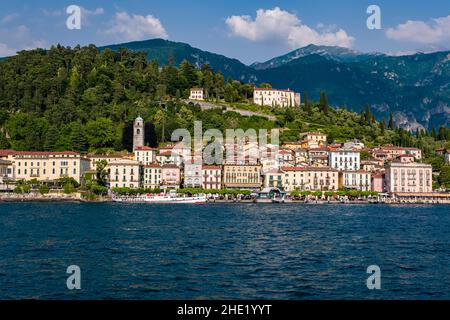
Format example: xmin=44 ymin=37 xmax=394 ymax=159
xmin=112 ymin=190 xmax=206 ymax=204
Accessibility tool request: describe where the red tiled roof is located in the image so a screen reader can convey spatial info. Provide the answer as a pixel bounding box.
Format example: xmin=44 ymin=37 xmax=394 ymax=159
xmin=11 ymin=151 xmax=80 ymax=156
xmin=202 ymin=165 xmax=221 ymax=170
xmin=134 ymin=146 xmax=157 ymax=151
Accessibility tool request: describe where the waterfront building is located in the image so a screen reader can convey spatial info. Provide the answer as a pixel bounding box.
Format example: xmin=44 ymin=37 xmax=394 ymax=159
xmin=385 ymin=161 xmax=432 ymax=194
xmin=134 ymin=146 xmax=157 ymax=165
xmin=202 ymin=165 xmax=222 ymax=190
xmin=253 ymin=88 xmax=300 ymax=107
xmin=264 ymin=171 xmax=284 ymax=189
xmin=189 ymin=88 xmax=204 ymax=101
xmin=329 ymin=150 xmax=361 ymax=171
xmin=8 ymin=151 xmax=90 ymax=184
xmin=184 ymin=163 xmax=203 ymax=188
xmin=108 ymin=159 xmax=142 ymax=189
xmin=341 ymin=171 xmax=371 ymax=191
xmin=133 ymin=116 xmax=145 ymax=151
xmin=223 ymin=164 xmax=262 ymax=190
xmin=161 ymin=164 xmax=181 ymax=190
xmin=143 ymin=164 xmax=161 ymax=189
xmin=281 ymin=166 xmax=339 ymax=192
xmin=371 ymin=173 xmax=384 ymax=193
xmin=0 ymin=159 xmax=14 ymax=191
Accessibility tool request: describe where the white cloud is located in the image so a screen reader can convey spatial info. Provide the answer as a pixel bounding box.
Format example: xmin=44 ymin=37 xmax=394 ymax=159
xmin=104 ymin=11 xmax=168 ymax=41
xmin=386 ymin=15 xmax=450 ymax=45
xmin=225 ymin=7 xmax=354 ymax=48
xmin=1 ymin=13 xmax=20 ymax=24
xmin=0 ymin=43 xmax=16 ymax=56
xmin=82 ymin=7 xmax=104 ymax=17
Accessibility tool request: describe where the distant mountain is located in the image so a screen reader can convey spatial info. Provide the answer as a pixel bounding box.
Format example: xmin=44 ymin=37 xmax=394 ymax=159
xmin=251 ymin=44 xmax=384 ymax=70
xmin=100 ymin=39 xmax=258 ymax=83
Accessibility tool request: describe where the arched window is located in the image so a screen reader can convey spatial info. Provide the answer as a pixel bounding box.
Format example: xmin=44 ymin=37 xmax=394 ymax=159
xmin=137 ymin=129 xmax=140 ymax=135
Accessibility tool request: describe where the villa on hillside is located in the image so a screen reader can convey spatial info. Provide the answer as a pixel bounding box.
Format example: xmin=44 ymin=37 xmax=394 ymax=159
xmin=253 ymin=88 xmax=300 ymax=107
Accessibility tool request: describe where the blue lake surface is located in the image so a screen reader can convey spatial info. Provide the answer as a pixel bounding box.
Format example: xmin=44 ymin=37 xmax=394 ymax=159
xmin=0 ymin=202 xmax=449 ymax=299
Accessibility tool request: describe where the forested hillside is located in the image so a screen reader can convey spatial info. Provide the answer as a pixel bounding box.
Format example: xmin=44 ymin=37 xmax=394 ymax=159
xmin=0 ymin=44 xmax=449 ymax=160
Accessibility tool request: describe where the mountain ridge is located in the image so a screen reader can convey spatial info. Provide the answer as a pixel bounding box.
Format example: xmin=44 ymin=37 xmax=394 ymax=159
xmin=3 ymin=38 xmax=449 ymax=129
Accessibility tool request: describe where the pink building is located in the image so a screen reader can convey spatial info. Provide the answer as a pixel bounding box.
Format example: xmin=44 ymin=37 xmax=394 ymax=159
xmin=371 ymin=173 xmax=384 ymax=193
xmin=161 ymin=164 xmax=181 ymax=189
xmin=385 ymin=161 xmax=432 ymax=194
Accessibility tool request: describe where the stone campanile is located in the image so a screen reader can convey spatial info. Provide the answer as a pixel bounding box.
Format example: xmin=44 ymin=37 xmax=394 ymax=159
xmin=133 ymin=116 xmax=144 ymax=151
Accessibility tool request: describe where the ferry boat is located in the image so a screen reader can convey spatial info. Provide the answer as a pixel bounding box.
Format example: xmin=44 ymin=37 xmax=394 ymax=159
xmin=112 ymin=190 xmax=207 ymax=204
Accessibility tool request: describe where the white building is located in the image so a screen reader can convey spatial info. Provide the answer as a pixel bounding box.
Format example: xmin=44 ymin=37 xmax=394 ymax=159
xmin=385 ymin=161 xmax=432 ymax=194
xmin=189 ymin=88 xmax=204 ymax=101
xmin=134 ymin=146 xmax=157 ymax=166
xmin=445 ymin=150 xmax=450 ymax=164
xmin=253 ymin=88 xmax=300 ymax=107
xmin=343 ymin=139 xmax=365 ymax=150
xmin=329 ymin=150 xmax=360 ymax=171
xmin=342 ymin=171 xmax=371 ymax=191
xmin=0 ymin=159 xmax=14 ymax=190
xmin=184 ymin=163 xmax=203 ymax=188
xmin=108 ymin=159 xmax=142 ymax=189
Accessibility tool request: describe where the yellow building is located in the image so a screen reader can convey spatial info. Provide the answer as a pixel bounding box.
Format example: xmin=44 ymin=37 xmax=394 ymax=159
xmin=108 ymin=159 xmax=142 ymax=189
xmin=7 ymin=151 xmax=90 ymax=184
xmin=281 ymin=166 xmax=339 ymax=192
xmin=223 ymin=164 xmax=262 ymax=190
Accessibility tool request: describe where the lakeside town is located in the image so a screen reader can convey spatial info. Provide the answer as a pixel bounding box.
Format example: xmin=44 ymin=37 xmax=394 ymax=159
xmin=1 ymin=87 xmax=449 ymax=204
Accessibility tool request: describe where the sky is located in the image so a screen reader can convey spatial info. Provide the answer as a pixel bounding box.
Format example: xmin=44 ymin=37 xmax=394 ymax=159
xmin=0 ymin=0 xmax=449 ymax=64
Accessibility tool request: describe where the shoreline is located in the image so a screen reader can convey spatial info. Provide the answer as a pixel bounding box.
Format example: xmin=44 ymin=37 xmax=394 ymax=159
xmin=1 ymin=196 xmax=449 ymax=205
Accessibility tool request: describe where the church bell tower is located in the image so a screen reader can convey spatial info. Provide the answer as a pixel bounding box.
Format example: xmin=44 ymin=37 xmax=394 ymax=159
xmin=133 ymin=116 xmax=144 ymax=151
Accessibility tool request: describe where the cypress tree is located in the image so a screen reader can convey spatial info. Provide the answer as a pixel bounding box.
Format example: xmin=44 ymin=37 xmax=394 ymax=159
xmin=388 ymin=112 xmax=394 ymax=129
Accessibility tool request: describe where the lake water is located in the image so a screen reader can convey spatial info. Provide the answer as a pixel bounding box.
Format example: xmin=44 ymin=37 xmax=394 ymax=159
xmin=0 ymin=202 xmax=449 ymax=299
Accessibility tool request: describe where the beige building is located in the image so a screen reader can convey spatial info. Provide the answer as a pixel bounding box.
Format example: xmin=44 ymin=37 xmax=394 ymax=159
xmin=253 ymin=88 xmax=300 ymax=107
xmin=223 ymin=164 xmax=262 ymax=190
xmin=281 ymin=166 xmax=339 ymax=192
xmin=134 ymin=146 xmax=157 ymax=165
xmin=300 ymin=132 xmax=327 ymax=148
xmin=108 ymin=159 xmax=142 ymax=189
xmin=385 ymin=161 xmax=432 ymax=194
xmin=189 ymin=88 xmax=204 ymax=101
xmin=143 ymin=164 xmax=161 ymax=189
xmin=8 ymin=151 xmax=90 ymax=184
xmin=202 ymin=165 xmax=222 ymax=190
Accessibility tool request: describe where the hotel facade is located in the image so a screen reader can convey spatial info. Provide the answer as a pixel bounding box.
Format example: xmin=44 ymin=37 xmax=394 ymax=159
xmin=385 ymin=162 xmax=432 ymax=194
